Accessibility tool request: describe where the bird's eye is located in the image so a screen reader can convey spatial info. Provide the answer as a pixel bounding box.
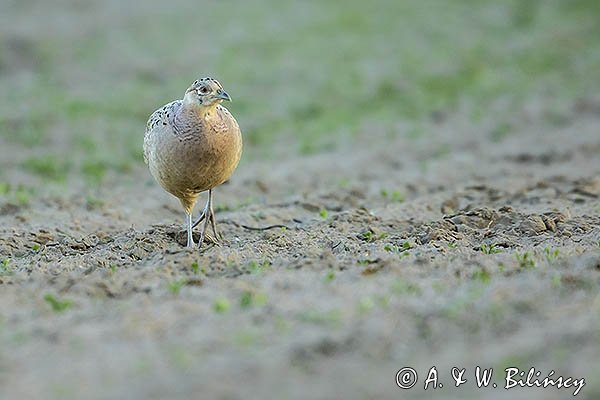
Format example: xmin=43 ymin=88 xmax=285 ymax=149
xmin=198 ymin=86 xmax=209 ymax=94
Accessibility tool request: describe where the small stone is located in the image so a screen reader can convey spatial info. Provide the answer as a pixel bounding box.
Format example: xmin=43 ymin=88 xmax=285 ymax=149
xmin=519 ymin=215 xmax=547 ymax=235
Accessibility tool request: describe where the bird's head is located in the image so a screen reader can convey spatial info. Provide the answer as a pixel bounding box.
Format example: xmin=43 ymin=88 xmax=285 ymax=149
xmin=183 ymin=77 xmax=231 ymax=107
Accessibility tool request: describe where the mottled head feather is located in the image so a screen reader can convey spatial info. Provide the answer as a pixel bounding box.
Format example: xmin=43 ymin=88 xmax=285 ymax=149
xmin=184 ymin=77 xmax=230 ymax=106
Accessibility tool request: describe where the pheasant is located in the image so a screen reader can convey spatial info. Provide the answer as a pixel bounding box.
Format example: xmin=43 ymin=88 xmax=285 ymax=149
xmin=144 ymin=78 xmax=242 ymax=248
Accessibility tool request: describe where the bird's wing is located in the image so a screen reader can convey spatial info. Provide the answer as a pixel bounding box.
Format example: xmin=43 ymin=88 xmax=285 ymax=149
xmin=143 ymin=100 xmax=182 ymax=164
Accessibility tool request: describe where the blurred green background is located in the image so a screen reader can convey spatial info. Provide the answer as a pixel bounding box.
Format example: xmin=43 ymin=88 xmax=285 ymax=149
xmin=0 ymin=0 xmax=598 ymax=189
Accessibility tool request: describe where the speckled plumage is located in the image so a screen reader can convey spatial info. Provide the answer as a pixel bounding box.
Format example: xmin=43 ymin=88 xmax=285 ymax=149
xmin=144 ymin=78 xmax=242 ymax=248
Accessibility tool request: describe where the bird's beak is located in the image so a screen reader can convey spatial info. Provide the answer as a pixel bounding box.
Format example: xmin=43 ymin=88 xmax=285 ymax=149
xmin=216 ymin=90 xmax=231 ymax=101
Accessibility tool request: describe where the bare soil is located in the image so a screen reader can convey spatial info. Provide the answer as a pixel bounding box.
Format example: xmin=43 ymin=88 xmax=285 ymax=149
xmin=1 ymin=107 xmax=599 ymax=399
xmin=2 ymin=1 xmax=600 ymax=398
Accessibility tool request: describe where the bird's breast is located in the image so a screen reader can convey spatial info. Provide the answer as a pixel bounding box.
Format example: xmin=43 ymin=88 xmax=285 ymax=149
xmin=150 ymin=112 xmax=242 ymax=197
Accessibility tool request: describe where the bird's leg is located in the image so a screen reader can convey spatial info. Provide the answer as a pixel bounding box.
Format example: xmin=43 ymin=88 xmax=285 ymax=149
xmin=185 ymin=212 xmax=194 ymax=248
xmin=191 ymin=208 xmax=206 ymax=229
xmin=198 ymin=194 xmax=211 ymax=249
xmin=208 ymin=189 xmax=221 ymax=241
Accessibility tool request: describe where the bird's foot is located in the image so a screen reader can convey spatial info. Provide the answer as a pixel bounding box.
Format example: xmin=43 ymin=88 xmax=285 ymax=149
xmin=197 ymin=231 xmax=221 ymax=250
xmin=204 ymin=233 xmax=220 ymax=246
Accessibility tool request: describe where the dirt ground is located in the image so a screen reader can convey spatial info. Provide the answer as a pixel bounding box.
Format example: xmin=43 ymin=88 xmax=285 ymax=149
xmin=1 ymin=109 xmax=599 ymax=399
xmin=0 ymin=3 xmax=600 ymax=400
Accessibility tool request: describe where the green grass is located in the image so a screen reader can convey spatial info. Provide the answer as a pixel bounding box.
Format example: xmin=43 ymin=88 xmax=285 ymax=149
xmin=358 ymin=296 xmax=375 ymax=313
xmin=1 ymin=0 xmax=597 ymax=180
xmin=10 ymin=185 xmax=35 ymax=206
xmin=443 ymin=286 xmax=486 ymax=320
xmin=239 ymin=291 xmax=253 ymax=309
xmin=544 ymin=247 xmax=560 ymax=263
xmin=516 ymin=252 xmax=537 ymax=269
xmin=190 ymin=261 xmax=200 ymax=274
xmin=324 ymin=270 xmax=336 ymax=282
xmin=480 ymin=244 xmax=502 ymax=254
xmin=472 ymin=268 xmax=492 ymax=284
xmin=359 ymin=230 xmax=387 ymax=242
xmin=21 ymin=156 xmax=71 ymax=182
xmin=81 ymin=159 xmax=108 ymax=183
xmin=239 ymin=291 xmax=267 ymax=309
xmin=167 ymin=279 xmax=187 ymax=295
xmin=298 ymin=309 xmax=342 ymax=326
xmin=384 ymin=241 xmax=411 ymax=258
xmin=551 ymin=274 xmax=562 ymax=288
xmin=44 ymin=294 xmax=74 ymax=313
xmin=391 ymin=279 xmax=422 ymax=296
xmin=0 ymin=259 xmax=12 ymax=275
xmin=383 ymin=244 xmax=396 ymax=252
xmin=213 ymin=297 xmax=231 ymax=314
xmin=85 ymin=196 xmax=105 ymax=210
xmin=381 ymin=189 xmax=404 ymax=203
xmin=246 ymin=259 xmax=271 ymax=274
xmin=0 ymin=182 xmax=9 ymax=196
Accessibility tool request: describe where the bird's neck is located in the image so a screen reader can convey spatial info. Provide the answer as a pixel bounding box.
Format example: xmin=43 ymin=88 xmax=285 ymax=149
xmin=180 ymin=101 xmax=219 ymax=122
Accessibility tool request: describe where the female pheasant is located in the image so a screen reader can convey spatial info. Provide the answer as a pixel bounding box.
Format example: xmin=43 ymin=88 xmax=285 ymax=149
xmin=144 ymin=78 xmax=242 ymax=248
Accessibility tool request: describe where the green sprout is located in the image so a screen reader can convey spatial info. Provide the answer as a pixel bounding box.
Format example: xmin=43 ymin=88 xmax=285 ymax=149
xmin=191 ymin=261 xmax=200 ymax=274
xmin=44 ymin=294 xmax=74 ymax=313
xmin=167 ymin=279 xmax=187 ymax=295
xmin=516 ymin=252 xmax=536 ymax=269
xmin=381 ymin=189 xmax=404 ymax=202
xmin=358 ymin=296 xmax=375 ymax=313
xmin=1 ymin=259 xmax=12 ymax=275
xmin=214 ymin=297 xmax=230 ymax=313
xmin=472 ymin=268 xmax=491 ymax=284
xmin=324 ymin=270 xmax=336 ymax=282
xmin=239 ymin=291 xmax=267 ymax=309
xmin=480 ymin=244 xmax=501 ymax=254
xmin=544 ymin=247 xmax=560 ymax=263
